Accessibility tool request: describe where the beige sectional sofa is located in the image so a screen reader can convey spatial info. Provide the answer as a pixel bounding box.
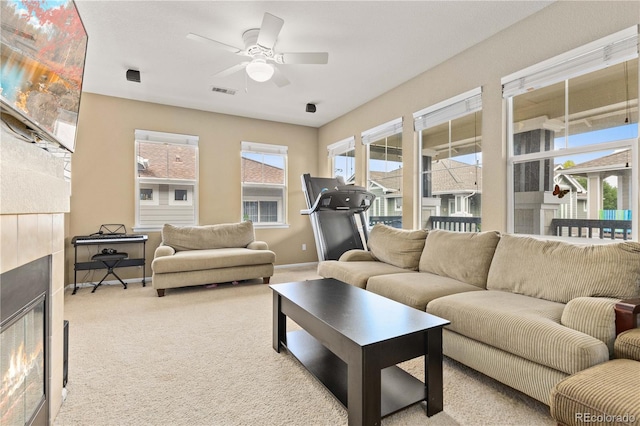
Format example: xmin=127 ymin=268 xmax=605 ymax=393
xmin=318 ymin=224 xmax=640 ymax=404
xmin=151 ymin=222 xmax=275 ymax=297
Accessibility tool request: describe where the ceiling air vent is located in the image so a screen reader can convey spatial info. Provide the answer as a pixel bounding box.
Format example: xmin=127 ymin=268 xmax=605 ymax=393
xmin=211 ymin=86 xmax=237 ymax=95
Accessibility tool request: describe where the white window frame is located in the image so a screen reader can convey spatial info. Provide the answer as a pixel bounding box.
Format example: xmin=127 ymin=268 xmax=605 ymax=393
xmin=362 ymin=118 xmax=403 ymax=227
xmin=503 ymin=26 xmax=639 ymax=241
xmin=241 ymin=141 xmax=288 ymax=228
xmin=414 ymin=88 xmax=483 ymax=228
xmin=328 ymin=136 xmax=356 ymax=180
xmin=139 ymin=184 xmax=159 ymax=206
xmin=134 ymin=129 xmax=199 ymax=232
xmin=168 ymin=185 xmax=193 ymax=206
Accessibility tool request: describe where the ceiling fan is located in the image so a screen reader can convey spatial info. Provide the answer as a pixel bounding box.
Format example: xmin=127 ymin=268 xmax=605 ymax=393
xmin=187 ymin=12 xmax=329 ymax=87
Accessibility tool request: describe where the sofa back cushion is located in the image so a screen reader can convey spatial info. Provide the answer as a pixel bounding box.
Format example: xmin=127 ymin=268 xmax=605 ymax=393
xmin=367 ymin=224 xmax=428 ymax=270
xmin=419 ymin=230 xmax=501 ymax=288
xmin=162 ymin=222 xmax=255 ymax=251
xmin=487 ymin=234 xmax=640 ymax=303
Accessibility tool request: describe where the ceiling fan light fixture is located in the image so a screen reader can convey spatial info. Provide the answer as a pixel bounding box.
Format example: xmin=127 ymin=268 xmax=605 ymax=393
xmin=246 ymin=56 xmax=274 ymax=82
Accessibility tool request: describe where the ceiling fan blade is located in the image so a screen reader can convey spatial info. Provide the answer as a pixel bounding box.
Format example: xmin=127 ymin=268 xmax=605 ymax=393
xmin=213 ymin=62 xmax=249 ymax=78
xmin=280 ymin=52 xmax=329 ymax=65
xmin=187 ymin=33 xmax=242 ymax=54
xmin=256 ymin=12 xmax=284 ymax=49
xmin=271 ymin=68 xmax=290 ymax=87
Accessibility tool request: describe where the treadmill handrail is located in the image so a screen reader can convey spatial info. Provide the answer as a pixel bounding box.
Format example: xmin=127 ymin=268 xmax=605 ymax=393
xmin=301 ymin=187 xmax=375 ymax=215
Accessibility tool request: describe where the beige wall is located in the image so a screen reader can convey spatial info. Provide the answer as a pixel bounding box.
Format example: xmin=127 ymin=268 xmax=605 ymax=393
xmin=317 ymin=1 xmax=640 ymax=232
xmin=68 ymin=93 xmax=319 ymax=284
xmin=69 ymin=2 xmax=640 ymax=284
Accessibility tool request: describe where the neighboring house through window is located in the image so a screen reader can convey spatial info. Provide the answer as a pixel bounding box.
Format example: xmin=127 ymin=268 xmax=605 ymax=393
xmin=134 ymin=129 xmax=199 ymax=231
xmin=414 ymin=87 xmax=483 ymax=230
xmin=362 ymin=118 xmax=404 ymax=229
xmin=241 ymin=141 xmax=287 ymax=226
xmin=503 ymin=26 xmax=638 ymax=240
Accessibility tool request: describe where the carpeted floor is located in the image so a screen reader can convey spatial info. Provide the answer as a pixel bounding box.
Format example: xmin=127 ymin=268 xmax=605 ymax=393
xmin=54 ymin=265 xmax=554 ymax=425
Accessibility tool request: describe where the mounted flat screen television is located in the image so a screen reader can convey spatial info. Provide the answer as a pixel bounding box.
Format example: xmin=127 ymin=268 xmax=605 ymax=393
xmin=0 ymin=0 xmax=87 ymax=152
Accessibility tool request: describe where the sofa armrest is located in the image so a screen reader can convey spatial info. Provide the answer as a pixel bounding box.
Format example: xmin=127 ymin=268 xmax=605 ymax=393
xmin=338 ymin=249 xmax=375 ymax=262
xmin=562 ymin=297 xmax=618 ymax=354
xmin=615 ymin=298 xmax=640 ymax=335
xmin=247 ymin=240 xmax=269 ymax=250
xmin=154 ymin=245 xmax=175 ymax=258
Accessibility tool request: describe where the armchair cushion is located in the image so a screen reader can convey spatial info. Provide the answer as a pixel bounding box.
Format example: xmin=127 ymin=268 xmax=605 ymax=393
xmin=152 ymin=247 xmax=275 ymax=274
xmin=549 ymin=359 xmax=640 ymax=426
xmin=614 ymin=328 xmax=640 ymax=361
xmin=162 ymin=222 xmax=255 ymax=251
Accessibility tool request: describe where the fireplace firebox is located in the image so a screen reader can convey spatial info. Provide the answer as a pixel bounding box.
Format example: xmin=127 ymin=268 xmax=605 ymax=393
xmin=1 ymin=256 xmax=51 ymax=426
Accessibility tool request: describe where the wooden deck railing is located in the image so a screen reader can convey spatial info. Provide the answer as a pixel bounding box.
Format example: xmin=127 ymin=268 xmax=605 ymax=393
xmin=428 ymin=216 xmax=481 ymax=232
xmin=550 ymin=218 xmax=632 ymax=240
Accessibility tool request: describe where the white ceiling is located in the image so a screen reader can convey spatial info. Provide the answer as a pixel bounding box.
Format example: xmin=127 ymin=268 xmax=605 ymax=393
xmin=76 ymin=1 xmax=553 ymax=128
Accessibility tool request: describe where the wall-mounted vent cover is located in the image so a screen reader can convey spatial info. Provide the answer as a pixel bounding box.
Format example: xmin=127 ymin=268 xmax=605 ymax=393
xmin=211 ymin=87 xmax=237 ymax=95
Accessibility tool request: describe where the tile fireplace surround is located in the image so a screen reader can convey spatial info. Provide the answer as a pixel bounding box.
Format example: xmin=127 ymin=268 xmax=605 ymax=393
xmin=1 ymin=129 xmax=69 ymax=422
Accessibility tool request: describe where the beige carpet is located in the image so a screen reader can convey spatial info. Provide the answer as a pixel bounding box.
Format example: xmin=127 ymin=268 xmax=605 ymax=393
xmin=55 ymin=265 xmax=554 ymax=426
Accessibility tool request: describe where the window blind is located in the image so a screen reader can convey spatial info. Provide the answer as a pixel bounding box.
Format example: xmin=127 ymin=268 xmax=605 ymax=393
xmin=327 ymin=136 xmax=355 ymax=157
xmin=361 ymin=117 xmax=403 ymax=145
xmin=413 ymin=87 xmax=482 ymax=131
xmin=241 ymin=141 xmax=287 ymax=155
xmin=135 ymin=129 xmax=199 ymax=145
xmin=502 ymin=25 xmax=639 ymax=98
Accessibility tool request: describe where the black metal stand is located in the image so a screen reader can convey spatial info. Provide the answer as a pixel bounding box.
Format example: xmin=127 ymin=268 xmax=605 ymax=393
xmin=90 ymin=253 xmax=128 ymax=293
xmin=72 ymin=234 xmax=147 ymax=295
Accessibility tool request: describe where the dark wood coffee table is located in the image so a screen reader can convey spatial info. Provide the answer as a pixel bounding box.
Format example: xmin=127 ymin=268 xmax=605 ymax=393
xmin=271 ymin=278 xmax=450 ymax=426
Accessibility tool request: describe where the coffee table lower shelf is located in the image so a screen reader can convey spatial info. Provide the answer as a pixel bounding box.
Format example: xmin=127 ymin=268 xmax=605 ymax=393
xmin=284 ymin=329 xmax=427 ymax=418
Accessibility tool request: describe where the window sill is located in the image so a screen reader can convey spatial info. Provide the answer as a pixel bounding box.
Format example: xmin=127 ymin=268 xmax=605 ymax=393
xmin=252 ymin=223 xmax=290 ymax=230
xmin=133 ymin=223 xmax=290 ymax=232
xmin=132 ymin=225 xmax=163 ymax=233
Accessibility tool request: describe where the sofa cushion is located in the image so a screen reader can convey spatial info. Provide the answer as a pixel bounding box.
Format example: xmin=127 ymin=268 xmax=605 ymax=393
xmin=366 ymin=272 xmax=484 ymax=311
xmin=367 ymin=224 xmax=428 ymax=270
xmin=317 ymin=260 xmax=416 ymax=289
xmin=152 ymin=247 xmax=275 ymax=274
xmin=427 ymin=291 xmax=610 ymax=374
xmin=487 ymin=234 xmax=640 ymax=303
xmin=162 ymin=222 xmax=255 ymax=251
xmin=419 ymin=230 xmax=500 ymax=288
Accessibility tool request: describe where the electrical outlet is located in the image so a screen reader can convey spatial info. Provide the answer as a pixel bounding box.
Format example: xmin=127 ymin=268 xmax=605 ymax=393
xmin=302 ymin=244 xmax=307 ymax=251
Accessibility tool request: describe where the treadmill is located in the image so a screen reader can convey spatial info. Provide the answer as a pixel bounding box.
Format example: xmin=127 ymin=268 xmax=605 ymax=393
xmin=301 ymin=173 xmax=376 ymax=261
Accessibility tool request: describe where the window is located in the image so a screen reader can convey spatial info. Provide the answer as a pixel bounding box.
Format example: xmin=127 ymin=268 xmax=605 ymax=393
xmin=328 ymin=136 xmax=355 ymax=182
xmin=504 ymin=26 xmax=638 ymax=240
xmin=362 ymin=118 xmax=403 ymax=229
xmin=134 ymin=130 xmax=199 ymax=231
xmin=414 ymin=88 xmax=483 ymax=230
xmin=241 ymin=141 xmax=287 ymax=226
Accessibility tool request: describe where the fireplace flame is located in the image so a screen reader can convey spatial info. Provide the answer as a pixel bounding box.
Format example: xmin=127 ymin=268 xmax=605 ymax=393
xmin=0 ymin=340 xmax=44 ymax=422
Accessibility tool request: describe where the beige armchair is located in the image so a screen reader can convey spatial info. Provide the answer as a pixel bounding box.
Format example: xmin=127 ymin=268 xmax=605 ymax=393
xmin=549 ymin=300 xmax=640 ymax=425
xmin=151 ymin=222 xmax=275 ymax=296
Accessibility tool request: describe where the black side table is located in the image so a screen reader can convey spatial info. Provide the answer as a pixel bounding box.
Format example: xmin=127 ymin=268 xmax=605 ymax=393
xmin=90 ymin=252 xmax=129 ymax=293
